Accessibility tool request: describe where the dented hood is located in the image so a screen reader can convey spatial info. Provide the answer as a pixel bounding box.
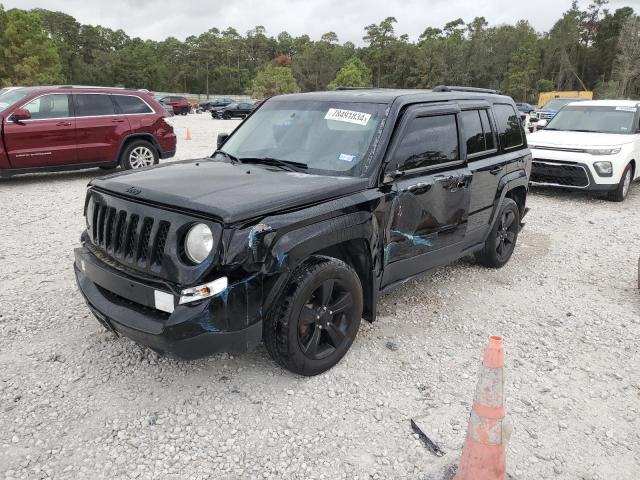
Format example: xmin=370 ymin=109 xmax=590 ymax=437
xmin=90 ymin=159 xmax=368 ymax=224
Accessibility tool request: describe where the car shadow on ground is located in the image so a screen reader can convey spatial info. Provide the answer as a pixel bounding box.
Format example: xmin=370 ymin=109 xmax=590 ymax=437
xmin=528 ymin=184 xmax=640 ymax=203
xmin=0 ymin=168 xmax=114 ymax=186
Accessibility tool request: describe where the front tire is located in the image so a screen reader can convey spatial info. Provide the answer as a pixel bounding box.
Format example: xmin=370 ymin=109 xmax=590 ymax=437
xmin=607 ymin=164 xmax=633 ymax=202
xmin=120 ymin=140 xmax=159 ymax=170
xmin=264 ymin=257 xmax=363 ymax=376
xmin=475 ymin=198 xmax=520 ymax=268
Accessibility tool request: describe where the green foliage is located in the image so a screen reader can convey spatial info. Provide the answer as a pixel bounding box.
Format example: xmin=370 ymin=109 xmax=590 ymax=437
xmin=537 ymin=79 xmax=556 ymax=92
xmin=249 ymin=64 xmax=300 ymax=98
xmin=504 ymin=37 xmax=540 ymax=101
xmin=328 ymin=57 xmax=372 ymax=89
xmin=0 ymin=3 xmax=636 ymax=100
xmin=0 ymin=8 xmax=62 ymax=86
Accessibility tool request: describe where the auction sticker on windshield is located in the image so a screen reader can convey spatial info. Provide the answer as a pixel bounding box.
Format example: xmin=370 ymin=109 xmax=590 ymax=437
xmin=325 ymin=108 xmax=371 ymax=126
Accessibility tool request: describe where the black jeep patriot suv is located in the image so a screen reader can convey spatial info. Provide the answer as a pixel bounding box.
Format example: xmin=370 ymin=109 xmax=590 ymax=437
xmin=74 ymin=86 xmax=531 ymax=375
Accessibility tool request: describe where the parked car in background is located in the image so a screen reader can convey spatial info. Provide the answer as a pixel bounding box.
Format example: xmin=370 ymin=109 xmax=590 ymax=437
xmin=516 ymin=102 xmax=536 ymax=114
xmin=530 ymin=98 xmax=587 ymax=128
xmin=74 ymin=86 xmax=531 ymax=375
xmin=0 ymin=86 xmax=176 ymax=177
xmin=159 ymin=102 xmax=174 ymax=116
xmin=198 ymin=98 xmax=234 ymax=112
xmin=211 ymin=102 xmax=256 ymax=119
xmin=528 ymin=100 xmax=640 ymax=202
xmin=159 ymin=96 xmax=191 ymax=115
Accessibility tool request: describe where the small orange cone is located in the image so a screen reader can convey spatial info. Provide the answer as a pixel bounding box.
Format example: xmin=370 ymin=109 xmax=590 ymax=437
xmin=185 ymin=128 xmax=192 ymax=141
xmin=454 ymin=335 xmax=508 ymax=480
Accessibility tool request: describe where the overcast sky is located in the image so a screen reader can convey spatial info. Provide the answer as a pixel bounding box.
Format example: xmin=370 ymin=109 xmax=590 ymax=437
xmin=3 ymin=0 xmax=637 ymax=44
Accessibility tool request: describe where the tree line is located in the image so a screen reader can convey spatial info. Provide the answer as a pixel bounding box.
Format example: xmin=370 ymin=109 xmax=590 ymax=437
xmin=0 ymin=1 xmax=638 ymax=102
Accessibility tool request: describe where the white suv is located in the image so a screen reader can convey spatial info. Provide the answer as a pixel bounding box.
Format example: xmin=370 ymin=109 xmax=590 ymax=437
xmin=528 ymin=100 xmax=640 ymax=202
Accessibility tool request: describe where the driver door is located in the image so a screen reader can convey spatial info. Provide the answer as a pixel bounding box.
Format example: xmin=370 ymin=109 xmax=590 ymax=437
xmin=3 ymin=93 xmax=77 ymax=168
xmin=381 ymin=103 xmax=472 ymax=288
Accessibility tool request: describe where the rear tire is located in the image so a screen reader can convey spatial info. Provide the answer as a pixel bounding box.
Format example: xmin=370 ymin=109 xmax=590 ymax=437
xmin=223 ymin=112 xmax=231 ymax=120
xmin=607 ymin=164 xmax=633 ymax=202
xmin=120 ymin=140 xmax=158 ymax=170
xmin=264 ymin=257 xmax=363 ymax=376
xmin=475 ymin=198 xmax=520 ymax=268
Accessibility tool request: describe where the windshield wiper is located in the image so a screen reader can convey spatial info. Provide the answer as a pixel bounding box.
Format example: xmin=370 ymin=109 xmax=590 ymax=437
xmin=238 ymin=157 xmax=308 ymax=172
xmin=212 ymin=150 xmax=240 ymax=164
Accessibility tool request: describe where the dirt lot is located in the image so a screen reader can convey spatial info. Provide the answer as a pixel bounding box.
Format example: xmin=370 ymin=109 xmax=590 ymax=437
xmin=1 ymin=113 xmax=639 ymax=479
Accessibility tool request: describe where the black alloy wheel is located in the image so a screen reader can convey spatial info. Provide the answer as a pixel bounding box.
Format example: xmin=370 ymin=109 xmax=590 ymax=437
xmin=297 ymin=278 xmax=355 ymax=360
xmin=495 ymin=208 xmax=518 ymax=263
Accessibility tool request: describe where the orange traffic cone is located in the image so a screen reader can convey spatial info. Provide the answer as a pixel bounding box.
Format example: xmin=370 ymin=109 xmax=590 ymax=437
xmin=185 ymin=128 xmax=192 ymax=141
xmin=454 ymin=335 xmax=508 ymax=480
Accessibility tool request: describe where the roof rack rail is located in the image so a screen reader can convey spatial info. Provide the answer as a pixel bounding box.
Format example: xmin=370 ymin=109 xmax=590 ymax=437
xmin=432 ymin=85 xmax=502 ymax=95
xmin=335 ymin=87 xmax=375 ymax=91
xmin=56 ymin=85 xmax=128 ymax=90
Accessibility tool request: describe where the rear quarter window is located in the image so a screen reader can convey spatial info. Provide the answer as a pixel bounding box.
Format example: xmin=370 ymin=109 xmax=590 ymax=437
xmin=493 ymin=103 xmax=523 ymax=150
xmin=113 ymin=95 xmax=153 ymax=114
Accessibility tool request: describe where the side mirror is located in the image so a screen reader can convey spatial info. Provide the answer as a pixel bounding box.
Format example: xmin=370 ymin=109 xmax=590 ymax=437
xmin=217 ymin=132 xmax=229 ymax=149
xmin=12 ymin=108 xmax=31 ymax=122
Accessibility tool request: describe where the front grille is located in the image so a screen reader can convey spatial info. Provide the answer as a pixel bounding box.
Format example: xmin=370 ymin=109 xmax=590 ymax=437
xmin=531 ymin=161 xmax=589 ymax=187
xmin=85 ymin=189 xmax=221 ymax=285
xmin=91 ymin=201 xmax=169 ymax=269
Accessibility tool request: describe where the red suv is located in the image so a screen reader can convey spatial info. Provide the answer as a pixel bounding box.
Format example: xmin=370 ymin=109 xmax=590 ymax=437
xmin=0 ymin=86 xmax=176 ymax=177
xmin=158 ymin=96 xmax=191 ymax=115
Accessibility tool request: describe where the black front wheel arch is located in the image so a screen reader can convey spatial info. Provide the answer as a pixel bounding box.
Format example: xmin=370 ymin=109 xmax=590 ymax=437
xmin=263 ymin=256 xmax=363 ymax=376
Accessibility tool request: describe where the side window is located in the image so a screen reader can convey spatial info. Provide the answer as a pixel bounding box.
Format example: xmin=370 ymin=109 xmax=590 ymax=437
xmin=113 ymin=95 xmax=153 ymax=114
xmin=460 ymin=110 xmax=485 ymax=156
xmin=393 ymin=114 xmax=459 ymax=171
xmin=22 ymin=94 xmax=71 ymax=120
xmin=493 ymin=104 xmax=523 ymax=150
xmin=75 ymin=94 xmax=116 ymax=117
xmin=480 ymin=110 xmax=496 ymax=151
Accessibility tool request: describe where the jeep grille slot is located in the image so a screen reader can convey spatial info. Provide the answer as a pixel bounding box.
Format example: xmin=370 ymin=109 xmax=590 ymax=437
xmin=152 ymin=221 xmax=170 ymax=266
xmin=125 ymin=215 xmax=139 ymax=258
xmin=137 ymin=218 xmax=154 ymax=263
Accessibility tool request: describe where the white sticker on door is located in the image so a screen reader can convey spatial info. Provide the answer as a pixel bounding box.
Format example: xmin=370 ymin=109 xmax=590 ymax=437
xmin=325 ymin=108 xmax=371 ymax=126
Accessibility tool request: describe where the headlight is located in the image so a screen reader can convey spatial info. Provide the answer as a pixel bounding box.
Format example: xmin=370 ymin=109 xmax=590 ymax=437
xmin=593 ymin=161 xmax=613 ymax=177
xmin=586 ymin=147 xmax=621 ymax=156
xmin=184 ymin=223 xmax=213 ymax=264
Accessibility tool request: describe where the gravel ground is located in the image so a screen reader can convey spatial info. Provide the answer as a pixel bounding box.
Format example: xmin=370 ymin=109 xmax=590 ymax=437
xmin=1 ymin=113 xmax=639 ymax=479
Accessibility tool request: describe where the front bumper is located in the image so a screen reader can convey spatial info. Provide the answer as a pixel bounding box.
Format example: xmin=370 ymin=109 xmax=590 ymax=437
xmin=74 ymin=247 xmax=263 ymax=359
xmin=529 ymin=159 xmax=617 ymax=191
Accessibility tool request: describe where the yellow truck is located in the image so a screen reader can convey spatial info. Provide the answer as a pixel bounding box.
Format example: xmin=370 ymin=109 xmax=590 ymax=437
xmin=537 ymin=91 xmax=593 ymax=108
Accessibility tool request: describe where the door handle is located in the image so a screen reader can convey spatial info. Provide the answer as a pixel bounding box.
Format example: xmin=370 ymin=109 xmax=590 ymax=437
xmin=490 ymin=166 xmax=504 ymax=175
xmin=112 ymin=119 xmax=126 ymax=123
xmin=56 ymin=121 xmax=72 ymax=126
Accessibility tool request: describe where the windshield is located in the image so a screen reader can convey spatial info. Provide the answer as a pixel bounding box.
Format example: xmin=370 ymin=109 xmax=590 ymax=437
xmin=220 ymin=99 xmax=387 ymax=177
xmin=545 ymin=105 xmax=637 ymax=134
xmin=0 ymin=88 xmax=29 ymax=113
xmin=541 ymin=99 xmax=577 ymax=110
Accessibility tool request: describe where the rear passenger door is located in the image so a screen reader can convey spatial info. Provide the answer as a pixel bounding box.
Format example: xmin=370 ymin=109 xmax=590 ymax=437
xmin=381 ymin=104 xmax=472 ymax=288
xmin=463 ymin=103 xmax=526 ymax=241
xmin=74 ymin=93 xmax=130 ymax=164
